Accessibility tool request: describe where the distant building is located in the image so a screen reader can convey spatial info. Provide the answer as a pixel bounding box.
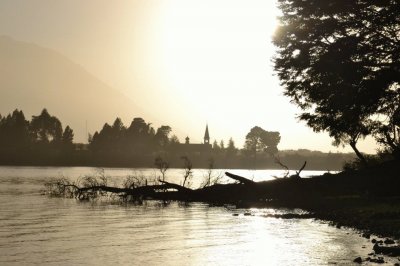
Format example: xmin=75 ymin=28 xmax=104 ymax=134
xmin=176 ymin=125 xmax=212 ymax=154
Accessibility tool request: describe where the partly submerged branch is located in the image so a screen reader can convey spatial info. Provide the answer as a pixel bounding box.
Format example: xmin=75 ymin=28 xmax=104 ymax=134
xmin=225 ymin=172 xmax=255 ymax=185
xmin=43 ymin=160 xmax=400 ymax=209
xmin=296 ymin=161 xmax=307 ymax=176
xmin=287 ymin=161 xmax=307 ymax=179
xmin=158 ymin=179 xmax=193 ymax=192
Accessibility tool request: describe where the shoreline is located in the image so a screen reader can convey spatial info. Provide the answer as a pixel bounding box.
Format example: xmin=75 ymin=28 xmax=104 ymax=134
xmin=43 ymin=159 xmax=400 ymax=263
xmin=0 ymin=163 xmax=343 ymax=171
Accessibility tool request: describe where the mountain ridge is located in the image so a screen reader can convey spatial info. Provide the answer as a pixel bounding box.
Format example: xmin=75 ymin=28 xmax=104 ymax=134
xmin=0 ymin=36 xmax=143 ymax=143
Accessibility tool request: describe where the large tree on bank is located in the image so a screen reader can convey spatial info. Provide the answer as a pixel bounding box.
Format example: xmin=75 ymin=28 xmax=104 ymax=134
xmin=273 ymin=0 xmax=400 ymax=160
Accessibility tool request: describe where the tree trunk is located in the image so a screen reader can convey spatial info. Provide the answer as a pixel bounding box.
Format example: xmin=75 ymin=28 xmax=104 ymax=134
xmin=158 ymin=180 xmax=193 ymax=193
xmin=349 ymin=141 xmax=368 ymax=166
xmin=225 ymin=172 xmax=256 ymax=185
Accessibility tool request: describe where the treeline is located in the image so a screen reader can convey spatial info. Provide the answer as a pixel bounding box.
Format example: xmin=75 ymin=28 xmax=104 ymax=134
xmin=0 ymin=109 xmax=74 ymax=165
xmin=0 ymin=108 xmax=354 ymax=170
xmin=88 ymin=116 xmax=239 ymax=167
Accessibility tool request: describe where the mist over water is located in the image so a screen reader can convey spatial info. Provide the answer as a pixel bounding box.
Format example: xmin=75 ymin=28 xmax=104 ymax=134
xmin=0 ymin=167 xmax=373 ymax=265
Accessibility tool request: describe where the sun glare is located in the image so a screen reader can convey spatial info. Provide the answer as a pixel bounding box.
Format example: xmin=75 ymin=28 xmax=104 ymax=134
xmin=159 ymin=1 xmax=280 ymax=125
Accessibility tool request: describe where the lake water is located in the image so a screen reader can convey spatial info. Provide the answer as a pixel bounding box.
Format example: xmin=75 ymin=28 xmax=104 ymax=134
xmin=0 ymin=166 xmax=379 ymax=265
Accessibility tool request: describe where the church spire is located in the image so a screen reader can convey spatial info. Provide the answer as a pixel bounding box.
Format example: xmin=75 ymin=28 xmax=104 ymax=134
xmin=204 ymin=124 xmax=210 ymax=144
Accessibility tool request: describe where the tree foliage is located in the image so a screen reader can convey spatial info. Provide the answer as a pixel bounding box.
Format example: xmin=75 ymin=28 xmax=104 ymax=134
xmin=244 ymin=126 xmax=281 ymax=155
xmin=0 ymin=107 xmax=355 ymax=169
xmin=154 ymin=125 xmax=172 ymax=148
xmin=30 ymin=109 xmax=63 ymax=144
xmin=0 ymin=108 xmax=74 ymax=163
xmin=0 ymin=109 xmax=30 ymax=150
xmin=90 ymin=118 xmax=174 ymax=154
xmin=273 ymin=0 xmax=400 ymax=158
xmin=226 ymin=137 xmax=237 ymax=156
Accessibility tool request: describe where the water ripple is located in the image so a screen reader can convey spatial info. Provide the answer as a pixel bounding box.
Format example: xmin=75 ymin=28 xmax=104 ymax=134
xmin=0 ymin=166 xmax=381 ymax=265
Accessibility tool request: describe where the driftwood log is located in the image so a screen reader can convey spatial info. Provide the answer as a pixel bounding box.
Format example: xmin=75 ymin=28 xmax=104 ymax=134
xmin=159 ymin=179 xmax=193 ymax=192
xmin=224 ymin=172 xmax=255 ymax=185
xmin=45 ymin=171 xmax=260 ymax=203
xmin=45 ymin=160 xmax=400 ymax=207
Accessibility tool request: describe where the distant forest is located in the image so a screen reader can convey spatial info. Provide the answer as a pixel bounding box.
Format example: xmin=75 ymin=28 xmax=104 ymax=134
xmin=0 ymin=108 xmax=355 ymax=170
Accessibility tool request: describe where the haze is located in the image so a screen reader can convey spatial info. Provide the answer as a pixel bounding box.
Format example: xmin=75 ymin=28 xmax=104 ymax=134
xmin=0 ymin=0 xmax=376 ymax=153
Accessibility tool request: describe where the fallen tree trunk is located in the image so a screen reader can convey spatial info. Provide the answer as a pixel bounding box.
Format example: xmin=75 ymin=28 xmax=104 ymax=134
xmin=159 ymin=180 xmax=193 ymax=193
xmin=45 ymin=172 xmax=259 ymax=203
xmin=225 ymin=172 xmax=256 ymax=185
xmin=47 ymin=166 xmax=375 ymax=205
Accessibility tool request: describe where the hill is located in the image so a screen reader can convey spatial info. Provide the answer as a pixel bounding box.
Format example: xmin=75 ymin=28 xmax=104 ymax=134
xmin=0 ymin=36 xmax=142 ymax=142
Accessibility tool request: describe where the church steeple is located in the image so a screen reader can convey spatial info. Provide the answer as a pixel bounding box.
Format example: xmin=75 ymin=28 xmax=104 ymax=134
xmin=204 ymin=124 xmax=210 ymax=144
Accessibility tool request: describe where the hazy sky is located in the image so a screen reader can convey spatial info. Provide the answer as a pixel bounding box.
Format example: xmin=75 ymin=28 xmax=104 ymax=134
xmin=0 ymin=0 xmax=377 ymax=153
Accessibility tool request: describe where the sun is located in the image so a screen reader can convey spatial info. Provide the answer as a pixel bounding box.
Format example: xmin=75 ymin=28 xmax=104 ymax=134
xmin=158 ymin=1 xmax=280 ymax=123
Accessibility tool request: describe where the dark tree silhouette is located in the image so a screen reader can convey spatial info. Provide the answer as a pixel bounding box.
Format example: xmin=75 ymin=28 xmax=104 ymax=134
xmin=226 ymin=137 xmax=237 ymax=156
xmin=89 ymin=118 xmax=128 ymax=154
xmin=111 ymin=118 xmax=126 ymax=152
xmin=128 ymin=117 xmax=148 ymax=135
xmin=212 ymin=140 xmax=220 ymax=150
xmin=273 ymin=0 xmax=400 ymax=159
xmin=90 ymin=123 xmax=113 ymax=152
xmin=30 ymin=109 xmax=63 ymax=144
xmin=244 ymin=126 xmax=281 ymax=155
xmin=0 ymin=109 xmax=30 ymax=150
xmin=220 ymin=140 xmax=225 ymax=150
xmin=168 ymin=134 xmax=180 ymax=151
xmin=126 ymin=117 xmax=155 ymax=154
xmin=0 ymin=107 xmax=356 ymax=169
xmin=61 ymin=125 xmax=74 ymax=150
xmin=154 ymin=125 xmax=172 ymax=148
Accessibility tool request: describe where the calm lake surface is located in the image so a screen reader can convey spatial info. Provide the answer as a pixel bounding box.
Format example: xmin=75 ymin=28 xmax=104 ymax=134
xmin=0 ymin=166 xmax=375 ymax=265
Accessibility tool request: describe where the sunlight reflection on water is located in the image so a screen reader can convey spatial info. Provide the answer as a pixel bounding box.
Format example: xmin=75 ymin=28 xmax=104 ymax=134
xmin=0 ymin=166 xmax=372 ymax=265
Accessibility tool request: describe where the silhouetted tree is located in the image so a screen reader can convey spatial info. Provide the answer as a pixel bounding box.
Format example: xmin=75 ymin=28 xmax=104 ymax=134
xmin=212 ymin=140 xmax=220 ymax=150
xmin=89 ymin=123 xmax=113 ymax=153
xmin=220 ymin=140 xmax=225 ymax=150
xmin=62 ymin=126 xmax=74 ymax=143
xmin=126 ymin=117 xmax=155 ymax=154
xmin=89 ymin=118 xmax=128 ymax=154
xmin=112 ymin=118 xmax=125 ymax=132
xmin=128 ymin=117 xmax=148 ymax=135
xmin=61 ymin=126 xmax=74 ymax=150
xmin=111 ymin=118 xmax=126 ymax=152
xmin=169 ymin=134 xmax=180 ymax=151
xmin=170 ymin=135 xmax=180 ymax=144
xmin=244 ymin=126 xmax=280 ymax=155
xmin=30 ymin=109 xmax=62 ymax=144
xmin=0 ymin=109 xmax=30 ymax=150
xmin=154 ymin=126 xmax=172 ymax=148
xmin=273 ymin=0 xmax=400 ymax=159
xmin=226 ymin=137 xmax=237 ymax=156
